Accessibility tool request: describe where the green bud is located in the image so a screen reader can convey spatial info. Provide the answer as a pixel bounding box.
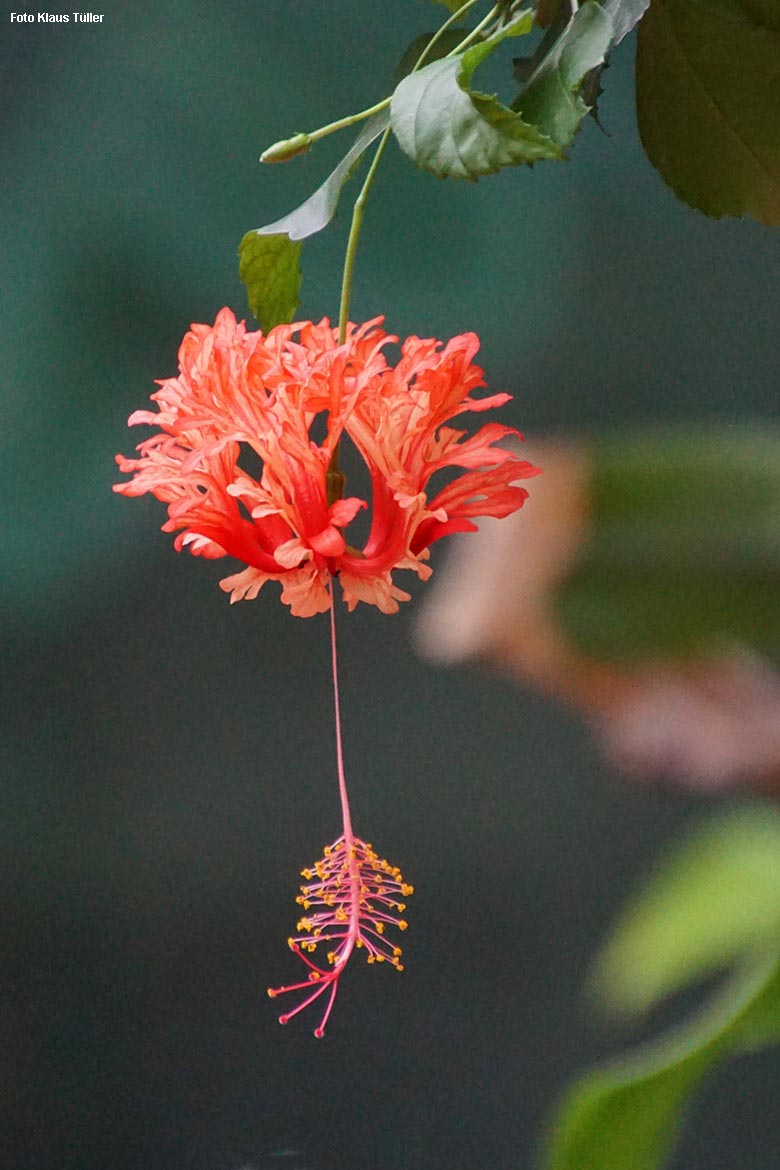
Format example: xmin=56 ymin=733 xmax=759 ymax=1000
xmin=260 ymin=133 xmax=311 ymax=164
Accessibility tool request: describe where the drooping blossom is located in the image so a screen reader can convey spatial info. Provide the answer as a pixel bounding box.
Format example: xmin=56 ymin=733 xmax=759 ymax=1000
xmin=114 ymin=307 xmax=540 ymax=1035
xmin=114 ymin=308 xmax=540 ymax=616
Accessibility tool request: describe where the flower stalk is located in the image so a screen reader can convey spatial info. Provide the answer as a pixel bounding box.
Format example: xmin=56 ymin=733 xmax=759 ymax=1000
xmin=328 ymin=0 xmax=501 ymax=489
xmin=260 ymin=0 xmax=488 ymax=167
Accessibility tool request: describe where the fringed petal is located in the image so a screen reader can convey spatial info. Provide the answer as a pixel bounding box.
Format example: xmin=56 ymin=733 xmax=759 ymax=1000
xmin=115 ymin=309 xmax=539 ymax=614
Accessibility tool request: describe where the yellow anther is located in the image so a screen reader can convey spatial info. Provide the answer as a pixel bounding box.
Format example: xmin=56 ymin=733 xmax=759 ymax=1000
xmin=367 ymin=955 xmax=375 ymax=964
xmin=327 ymin=951 xmax=336 ymax=964
xmin=402 ymin=884 xmax=414 ymax=896
xmin=396 ymin=964 xmax=404 ymax=972
xmin=301 ymin=868 xmax=313 ymax=879
xmin=397 ymin=903 xmax=406 ymax=912
xmin=376 ymin=923 xmax=384 ymax=934
xmin=267 ymin=988 xmax=276 ymax=998
xmin=355 ymin=938 xmax=363 ymax=948
xmin=393 ymin=947 xmax=402 ymax=957
xmin=398 ymin=921 xmax=408 ymax=931
xmin=376 ymin=955 xmax=385 ymax=963
xmin=335 ymin=908 xmax=347 ymax=922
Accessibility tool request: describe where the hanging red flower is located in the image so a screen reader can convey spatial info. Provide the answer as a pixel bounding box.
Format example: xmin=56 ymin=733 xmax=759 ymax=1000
xmin=114 ymin=308 xmax=540 ymax=616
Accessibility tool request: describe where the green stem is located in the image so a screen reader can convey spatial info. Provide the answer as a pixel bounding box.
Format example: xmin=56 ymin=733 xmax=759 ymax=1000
xmin=261 ymin=97 xmax=392 ymax=162
xmin=307 ymin=97 xmax=391 ymax=145
xmin=414 ymin=0 xmax=483 ymax=68
xmin=336 ymin=128 xmax=391 ymax=347
xmin=327 ymin=0 xmax=501 ymax=490
xmin=336 ymin=0 xmax=499 ymax=345
xmin=327 ymin=124 xmax=391 ymax=492
xmin=449 ymin=2 xmax=502 ymax=52
xmin=264 ymin=0 xmax=487 ymax=163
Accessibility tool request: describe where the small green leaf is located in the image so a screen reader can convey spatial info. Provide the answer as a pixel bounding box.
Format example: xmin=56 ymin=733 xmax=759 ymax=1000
xmin=636 ymin=0 xmax=780 ymax=223
xmin=390 ymin=11 xmax=562 ymax=180
xmin=515 ymin=1 xmax=615 ymax=146
xmin=544 ymin=952 xmax=780 ymax=1170
xmin=238 ymin=233 xmax=302 ymax=334
xmin=591 ymin=807 xmax=780 ymax=1017
xmin=239 ymin=112 xmax=389 ymax=330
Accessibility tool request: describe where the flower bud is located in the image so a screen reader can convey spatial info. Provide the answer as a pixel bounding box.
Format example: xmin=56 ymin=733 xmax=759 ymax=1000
xmin=260 ymin=132 xmax=310 ymax=163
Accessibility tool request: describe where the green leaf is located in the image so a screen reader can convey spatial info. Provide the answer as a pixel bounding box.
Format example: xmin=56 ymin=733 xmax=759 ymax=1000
xmin=239 ymin=112 xmax=389 ymax=330
xmin=545 ymin=806 xmax=780 ymax=1170
xmin=636 ymin=0 xmax=780 ymax=223
xmin=543 ymin=951 xmax=780 ymax=1170
xmin=390 ymin=12 xmax=562 ymax=180
xmin=238 ymin=234 xmax=302 ymax=334
xmin=591 ymin=807 xmax=780 ymax=1017
xmin=554 ymin=428 xmax=780 ymax=662
xmin=603 ymin=0 xmax=652 ymax=43
xmin=433 ymin=0 xmax=465 ymax=10
xmin=515 ymin=1 xmax=615 ymax=146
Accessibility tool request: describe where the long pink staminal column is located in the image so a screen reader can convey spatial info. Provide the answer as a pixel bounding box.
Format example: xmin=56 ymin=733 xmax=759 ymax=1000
xmin=267 ymin=578 xmax=413 ymax=1037
xmin=331 ymin=577 xmax=354 ymax=849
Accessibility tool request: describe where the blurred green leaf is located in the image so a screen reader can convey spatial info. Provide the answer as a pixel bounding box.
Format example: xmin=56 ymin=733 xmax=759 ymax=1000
xmin=515 ymin=1 xmax=614 ymax=145
xmin=239 ymin=112 xmax=389 ymax=330
xmin=546 ymin=807 xmax=780 ymax=1170
xmin=554 ymin=428 xmax=780 ymax=661
xmin=592 ymin=807 xmax=780 ymax=1017
xmin=636 ymin=0 xmax=780 ymax=223
xmin=543 ymin=951 xmax=780 ymax=1170
xmin=390 ymin=11 xmax=562 ymax=180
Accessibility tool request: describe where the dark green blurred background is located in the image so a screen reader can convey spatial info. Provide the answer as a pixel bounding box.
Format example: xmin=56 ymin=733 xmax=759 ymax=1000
xmin=2 ymin=3 xmax=779 ymax=1169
